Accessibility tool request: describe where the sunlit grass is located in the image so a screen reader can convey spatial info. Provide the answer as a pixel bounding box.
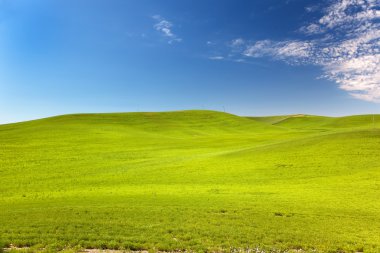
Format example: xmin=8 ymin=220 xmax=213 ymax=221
xmin=1 ymin=111 xmax=379 ymax=252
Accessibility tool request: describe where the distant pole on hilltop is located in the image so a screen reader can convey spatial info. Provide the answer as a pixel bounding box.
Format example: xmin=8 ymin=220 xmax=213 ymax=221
xmin=223 ymin=106 xmax=226 ymax=113
xmin=371 ymin=114 xmax=375 ymax=130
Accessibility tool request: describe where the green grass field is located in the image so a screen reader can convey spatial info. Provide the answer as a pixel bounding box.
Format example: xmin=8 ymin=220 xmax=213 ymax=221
xmin=1 ymin=110 xmax=380 ymax=252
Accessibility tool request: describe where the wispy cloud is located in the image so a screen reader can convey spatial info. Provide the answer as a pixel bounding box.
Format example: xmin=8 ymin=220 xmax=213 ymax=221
xmin=305 ymin=4 xmax=320 ymax=13
xmin=244 ymin=40 xmax=314 ymax=64
xmin=208 ymin=56 xmax=224 ymax=60
xmin=228 ymin=0 xmax=380 ymax=102
xmin=230 ymin=38 xmax=245 ymax=48
xmin=152 ymin=15 xmax=182 ymax=44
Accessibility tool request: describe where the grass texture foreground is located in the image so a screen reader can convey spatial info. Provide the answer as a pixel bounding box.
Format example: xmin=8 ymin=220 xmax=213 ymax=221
xmin=1 ymin=110 xmax=380 ymax=252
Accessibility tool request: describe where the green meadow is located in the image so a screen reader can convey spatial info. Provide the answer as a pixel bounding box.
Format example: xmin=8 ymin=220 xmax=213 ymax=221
xmin=1 ymin=110 xmax=380 ymax=252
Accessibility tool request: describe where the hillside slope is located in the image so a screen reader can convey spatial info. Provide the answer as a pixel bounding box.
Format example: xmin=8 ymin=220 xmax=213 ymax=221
xmin=1 ymin=110 xmax=281 ymax=136
xmin=1 ymin=110 xmax=380 ymax=252
xmin=251 ymin=114 xmax=380 ymax=131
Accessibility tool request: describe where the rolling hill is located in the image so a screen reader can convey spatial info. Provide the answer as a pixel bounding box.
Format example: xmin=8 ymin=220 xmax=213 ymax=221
xmin=1 ymin=110 xmax=379 ymax=252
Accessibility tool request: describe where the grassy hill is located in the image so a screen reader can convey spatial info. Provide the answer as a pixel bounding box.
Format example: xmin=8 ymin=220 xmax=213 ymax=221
xmin=251 ymin=114 xmax=380 ymax=131
xmin=1 ymin=111 xmax=379 ymax=252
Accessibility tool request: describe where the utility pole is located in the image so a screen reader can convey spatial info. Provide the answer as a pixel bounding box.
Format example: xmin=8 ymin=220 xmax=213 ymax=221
xmin=373 ymin=114 xmax=375 ymax=129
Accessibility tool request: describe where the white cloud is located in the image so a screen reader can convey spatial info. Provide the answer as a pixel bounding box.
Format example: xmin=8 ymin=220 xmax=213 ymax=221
xmin=274 ymin=41 xmax=313 ymax=59
xmin=316 ymin=0 xmax=380 ymax=31
xmin=230 ymin=38 xmax=245 ymax=47
xmin=243 ymin=40 xmax=272 ymax=57
xmin=244 ymin=40 xmax=314 ymax=64
xmin=152 ymin=15 xmax=182 ymax=44
xmin=241 ymin=0 xmax=380 ymax=102
xmin=299 ymin=23 xmax=324 ymax=35
xmin=209 ymin=56 xmax=224 ymax=60
xmin=305 ymin=5 xmax=320 ymax=13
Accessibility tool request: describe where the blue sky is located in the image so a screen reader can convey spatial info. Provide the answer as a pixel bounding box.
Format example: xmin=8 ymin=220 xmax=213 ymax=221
xmin=1 ymin=0 xmax=380 ymax=123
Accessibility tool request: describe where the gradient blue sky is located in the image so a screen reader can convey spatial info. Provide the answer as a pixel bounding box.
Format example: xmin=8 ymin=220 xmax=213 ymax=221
xmin=1 ymin=0 xmax=380 ymax=123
